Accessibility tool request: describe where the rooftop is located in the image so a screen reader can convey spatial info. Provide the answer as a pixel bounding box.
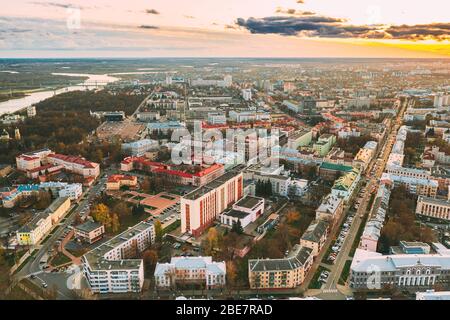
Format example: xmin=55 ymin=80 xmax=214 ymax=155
xmin=234 ymin=196 xmax=264 ymax=210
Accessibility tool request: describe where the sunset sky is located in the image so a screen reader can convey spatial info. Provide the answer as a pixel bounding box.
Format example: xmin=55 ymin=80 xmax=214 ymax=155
xmin=1 ymin=0 xmax=449 ymax=58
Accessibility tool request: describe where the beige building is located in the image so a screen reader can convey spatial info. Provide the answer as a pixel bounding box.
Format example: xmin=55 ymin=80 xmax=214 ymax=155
xmin=16 ymin=197 xmax=71 ymax=246
xmin=248 ymin=245 xmax=313 ymax=289
xmin=300 ymin=220 xmax=329 ymax=257
xmin=315 ymin=194 xmax=344 ymax=226
xmin=416 ymin=196 xmax=450 ymax=222
xmin=181 ymin=169 xmax=244 ymax=237
xmin=106 ymin=175 xmax=138 ymax=191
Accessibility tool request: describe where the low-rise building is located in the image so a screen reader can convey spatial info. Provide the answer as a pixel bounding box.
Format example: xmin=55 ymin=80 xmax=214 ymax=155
xmin=16 ymin=197 xmax=71 ymax=245
xmin=248 ymin=245 xmax=313 ymax=289
xmin=300 ymin=220 xmax=329 ymax=257
xmin=220 ymin=196 xmax=264 ymax=228
xmin=74 ymin=221 xmax=105 ymax=244
xmin=286 ymin=130 xmax=312 ymax=150
xmin=154 ymin=256 xmax=226 ymax=289
xmin=416 ymin=290 xmax=450 ymax=300
xmin=416 ymin=196 xmax=450 ymax=222
xmin=381 ymin=173 xmax=438 ymax=198
xmin=350 ymin=249 xmax=450 ymax=290
xmin=331 ymin=168 xmax=361 ymax=202
xmin=315 ymin=194 xmax=344 ymax=225
xmin=360 ymin=183 xmax=391 ymax=252
xmin=106 ymin=175 xmax=138 ymax=191
xmin=122 ymin=139 xmax=159 ymax=157
xmin=313 ymin=134 xmax=336 ymax=157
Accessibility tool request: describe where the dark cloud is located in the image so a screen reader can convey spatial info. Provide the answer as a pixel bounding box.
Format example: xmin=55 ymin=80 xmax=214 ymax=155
xmin=384 ymin=23 xmax=450 ymax=41
xmin=145 ymin=9 xmax=160 ymax=15
xmin=236 ymin=16 xmax=450 ymax=41
xmin=276 ymin=8 xmax=316 ymax=16
xmin=139 ymin=25 xmax=159 ymax=30
xmin=29 ymin=1 xmax=82 ymax=9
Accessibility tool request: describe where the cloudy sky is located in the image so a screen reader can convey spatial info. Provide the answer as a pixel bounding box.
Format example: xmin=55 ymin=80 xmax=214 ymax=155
xmin=1 ymin=0 xmax=449 ymax=58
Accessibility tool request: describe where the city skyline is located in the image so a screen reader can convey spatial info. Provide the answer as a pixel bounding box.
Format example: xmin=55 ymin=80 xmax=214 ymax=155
xmin=1 ymin=0 xmax=449 ymax=58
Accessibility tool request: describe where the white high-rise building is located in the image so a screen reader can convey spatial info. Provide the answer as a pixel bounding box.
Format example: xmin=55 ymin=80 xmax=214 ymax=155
xmin=242 ymin=89 xmax=252 ymax=101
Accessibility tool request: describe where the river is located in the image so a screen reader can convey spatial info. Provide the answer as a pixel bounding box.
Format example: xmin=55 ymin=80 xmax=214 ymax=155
xmin=0 ymin=73 xmax=120 ymax=116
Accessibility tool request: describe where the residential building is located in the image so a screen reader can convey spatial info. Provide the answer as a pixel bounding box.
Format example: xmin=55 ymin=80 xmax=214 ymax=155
xmin=353 ymin=141 xmax=377 ymax=170
xmin=242 ymin=89 xmax=252 ymax=101
xmin=82 ymin=221 xmax=155 ymax=294
xmin=181 ymin=169 xmax=244 ymax=237
xmin=286 ymin=130 xmax=312 ymax=150
xmin=313 ymin=134 xmax=336 ymax=157
xmin=360 ymin=183 xmax=391 ymax=252
xmin=248 ymin=245 xmax=313 ymax=289
xmin=300 ymin=220 xmax=329 ymax=257
xmin=16 ymin=197 xmax=71 ymax=245
xmin=331 ymin=168 xmax=361 ymax=202
xmin=1 ymin=182 xmax=81 ymax=208
xmin=381 ymin=173 xmax=438 ymax=197
xmin=154 ymin=256 xmax=226 ymax=289
xmin=349 ymin=249 xmax=450 ymax=290
xmin=316 ymin=194 xmax=344 ymax=225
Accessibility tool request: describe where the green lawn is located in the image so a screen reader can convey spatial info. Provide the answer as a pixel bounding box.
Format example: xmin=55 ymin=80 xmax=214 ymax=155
xmin=338 ymin=260 xmax=352 ymax=285
xmin=50 ymin=252 xmax=72 ymax=266
xmin=163 ymin=220 xmax=181 ymax=234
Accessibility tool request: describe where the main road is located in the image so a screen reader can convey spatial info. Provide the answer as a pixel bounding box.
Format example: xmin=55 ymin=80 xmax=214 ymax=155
xmin=316 ymin=97 xmax=409 ymax=298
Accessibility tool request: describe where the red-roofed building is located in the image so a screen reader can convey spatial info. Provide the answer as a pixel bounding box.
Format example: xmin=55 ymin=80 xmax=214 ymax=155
xmin=47 ymin=154 xmax=100 ymax=179
xmin=106 ymin=175 xmax=138 ymax=191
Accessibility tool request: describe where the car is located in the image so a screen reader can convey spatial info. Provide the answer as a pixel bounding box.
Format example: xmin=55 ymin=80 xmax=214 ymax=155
xmin=42 ymin=283 xmax=48 ymax=288
xmin=30 ymin=275 xmax=36 ymax=279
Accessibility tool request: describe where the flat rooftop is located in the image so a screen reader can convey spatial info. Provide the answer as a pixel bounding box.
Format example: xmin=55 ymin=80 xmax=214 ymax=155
xmin=183 ymin=166 xmax=244 ymax=200
xmin=234 ymin=196 xmax=263 ymax=210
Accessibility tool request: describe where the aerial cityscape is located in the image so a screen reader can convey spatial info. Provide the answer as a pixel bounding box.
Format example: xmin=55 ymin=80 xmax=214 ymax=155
xmin=0 ymin=0 xmax=449 ymax=306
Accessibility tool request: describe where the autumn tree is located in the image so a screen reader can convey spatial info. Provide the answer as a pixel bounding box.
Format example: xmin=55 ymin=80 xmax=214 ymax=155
xmin=226 ymin=261 xmax=237 ymax=291
xmin=142 ymin=249 xmax=158 ymax=276
xmin=113 ymin=202 xmax=131 ymax=218
xmin=154 ymin=220 xmax=163 ymax=243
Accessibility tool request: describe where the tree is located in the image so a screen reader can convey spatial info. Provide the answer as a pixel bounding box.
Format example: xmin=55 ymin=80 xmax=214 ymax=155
xmin=132 ymin=205 xmax=145 ymax=216
xmin=286 ymin=209 xmax=301 ymax=224
xmin=111 ymin=213 xmax=120 ymax=233
xmin=226 ymin=261 xmax=237 ymax=291
xmin=231 ymin=220 xmax=244 ymax=235
xmin=154 ymin=220 xmax=163 ymax=243
xmin=91 ymin=203 xmax=113 ymax=231
xmin=142 ymin=249 xmax=158 ymax=275
xmin=113 ymin=202 xmax=131 ymax=218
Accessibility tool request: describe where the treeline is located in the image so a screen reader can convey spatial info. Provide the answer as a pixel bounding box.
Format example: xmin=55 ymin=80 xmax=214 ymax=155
xmin=0 ymin=90 xmax=145 ymax=164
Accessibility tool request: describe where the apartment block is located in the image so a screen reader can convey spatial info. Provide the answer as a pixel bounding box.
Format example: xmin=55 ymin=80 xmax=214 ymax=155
xmin=82 ymin=221 xmax=155 ymax=294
